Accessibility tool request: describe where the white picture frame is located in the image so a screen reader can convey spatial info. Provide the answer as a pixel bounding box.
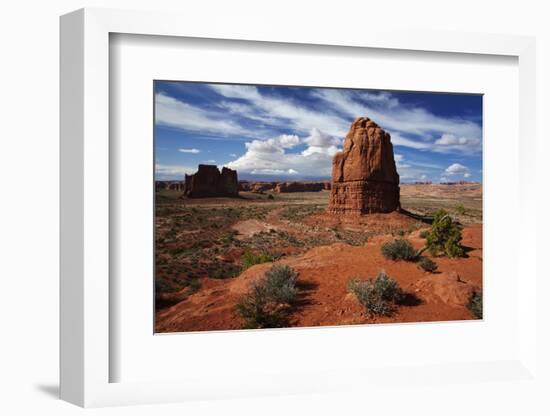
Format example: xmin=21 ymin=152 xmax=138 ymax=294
xmin=60 ymin=7 xmax=538 ymax=408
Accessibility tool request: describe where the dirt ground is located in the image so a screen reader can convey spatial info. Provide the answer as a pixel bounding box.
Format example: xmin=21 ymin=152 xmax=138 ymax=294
xmin=155 ymin=184 xmax=482 ymax=332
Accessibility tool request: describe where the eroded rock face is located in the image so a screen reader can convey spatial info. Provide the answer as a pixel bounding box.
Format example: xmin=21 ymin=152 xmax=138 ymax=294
xmin=184 ymin=165 xmax=239 ymax=198
xmin=328 ymin=117 xmax=400 ymax=214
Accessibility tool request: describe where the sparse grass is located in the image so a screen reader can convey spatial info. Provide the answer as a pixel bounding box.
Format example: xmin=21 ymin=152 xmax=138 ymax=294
xmin=241 ymin=249 xmax=277 ymax=271
xmin=419 ymin=230 xmax=430 ymax=239
xmin=467 ymin=291 xmax=483 ymax=319
xmin=208 ymin=262 xmax=241 ymax=279
xmin=381 ymin=239 xmax=418 ymax=261
xmin=426 ymin=209 xmax=465 ymax=258
xmin=417 ymin=256 xmax=438 ymax=273
xmin=455 ymin=203 xmax=466 ymax=215
xmin=236 ymin=265 xmax=298 ymax=329
xmin=347 ymin=271 xmax=404 ymax=317
xmin=280 ymin=204 xmax=324 ymax=221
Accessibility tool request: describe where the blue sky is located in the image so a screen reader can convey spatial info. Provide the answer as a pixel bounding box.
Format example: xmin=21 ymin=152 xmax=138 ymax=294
xmin=154 ymin=81 xmax=482 ymax=183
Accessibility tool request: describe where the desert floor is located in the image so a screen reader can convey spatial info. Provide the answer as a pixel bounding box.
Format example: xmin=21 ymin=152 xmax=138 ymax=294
xmin=155 ymin=183 xmax=482 ymax=332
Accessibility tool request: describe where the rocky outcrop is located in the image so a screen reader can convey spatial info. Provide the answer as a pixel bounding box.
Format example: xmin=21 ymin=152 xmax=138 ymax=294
xmin=415 ymin=272 xmax=479 ymax=307
xmin=184 ymin=165 xmax=239 ymax=198
xmin=328 ymin=117 xmax=400 ymax=214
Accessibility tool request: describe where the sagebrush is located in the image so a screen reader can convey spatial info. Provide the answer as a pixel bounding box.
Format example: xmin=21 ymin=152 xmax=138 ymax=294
xmin=347 ymin=271 xmax=404 ymax=317
xmin=381 ymin=239 xmax=418 ymax=261
xmin=236 ymin=265 xmax=298 ymax=328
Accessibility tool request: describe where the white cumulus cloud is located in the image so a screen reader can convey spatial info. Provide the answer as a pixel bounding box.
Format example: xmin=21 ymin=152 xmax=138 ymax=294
xmin=445 ymin=163 xmax=470 ymax=177
xmin=227 ymin=130 xmax=340 ymax=177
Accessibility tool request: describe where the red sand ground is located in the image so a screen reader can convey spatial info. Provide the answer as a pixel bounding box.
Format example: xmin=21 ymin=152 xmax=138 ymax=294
xmin=155 ymin=222 xmax=482 ymax=333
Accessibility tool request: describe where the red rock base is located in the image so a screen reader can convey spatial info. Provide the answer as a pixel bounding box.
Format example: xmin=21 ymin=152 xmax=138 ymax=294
xmin=328 ymin=180 xmax=400 ymax=214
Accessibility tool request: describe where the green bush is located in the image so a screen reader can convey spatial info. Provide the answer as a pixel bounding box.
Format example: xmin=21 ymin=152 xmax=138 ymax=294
xmin=455 ymin=203 xmax=466 ymax=215
xmin=467 ymin=291 xmax=483 ymax=319
xmin=426 ymin=209 xmax=465 ymax=257
xmin=417 ymin=256 xmax=438 ymax=273
xmin=419 ymin=230 xmax=429 ymax=239
xmin=381 ymin=239 xmax=418 ymax=261
xmin=241 ymin=249 xmax=275 ymax=271
xmin=347 ymin=271 xmax=404 ymax=317
xmin=236 ymin=265 xmax=298 ymax=329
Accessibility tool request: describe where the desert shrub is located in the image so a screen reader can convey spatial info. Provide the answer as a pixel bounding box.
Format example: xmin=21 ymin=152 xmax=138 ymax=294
xmin=263 ymin=265 xmax=298 ymax=304
xmin=426 ymin=209 xmax=465 ymax=257
xmin=347 ymin=271 xmax=404 ymax=317
xmin=419 ymin=229 xmax=429 ymax=239
xmin=381 ymin=239 xmax=418 ymax=261
xmin=467 ymin=291 xmax=483 ymax=319
xmin=241 ymin=249 xmax=275 ymax=271
xmin=236 ymin=283 xmax=288 ymax=329
xmin=417 ymin=256 xmax=438 ymax=273
xmin=455 ymin=203 xmax=466 ymax=215
xmin=373 ymin=271 xmax=404 ymax=303
xmin=236 ymin=265 xmax=298 ymax=328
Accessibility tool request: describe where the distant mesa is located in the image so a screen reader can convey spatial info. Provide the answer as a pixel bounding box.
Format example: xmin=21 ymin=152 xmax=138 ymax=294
xmin=184 ymin=164 xmax=239 ymax=198
xmin=239 ymin=181 xmax=277 ymax=193
xmin=328 ymin=117 xmax=400 ymax=215
xmin=156 ymin=180 xmax=185 ymax=192
xmin=238 ymin=180 xmax=331 ymax=193
xmin=274 ymin=181 xmax=331 ymax=193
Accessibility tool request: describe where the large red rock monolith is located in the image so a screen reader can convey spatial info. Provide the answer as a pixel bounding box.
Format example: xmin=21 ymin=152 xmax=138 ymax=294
xmin=328 ymin=117 xmax=400 ymax=214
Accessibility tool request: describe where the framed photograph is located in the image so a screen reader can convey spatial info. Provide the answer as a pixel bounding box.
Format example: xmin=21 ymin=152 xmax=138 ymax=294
xmin=153 ymin=80 xmax=483 ymax=334
xmin=60 ymin=8 xmax=538 ymax=408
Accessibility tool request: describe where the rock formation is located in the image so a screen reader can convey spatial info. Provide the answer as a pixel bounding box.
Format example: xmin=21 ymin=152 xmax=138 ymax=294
xmin=184 ymin=165 xmax=239 ymax=198
xmin=274 ymin=181 xmax=325 ymax=193
xmin=155 ymin=181 xmax=185 ymax=192
xmin=328 ymin=117 xmax=400 ymax=214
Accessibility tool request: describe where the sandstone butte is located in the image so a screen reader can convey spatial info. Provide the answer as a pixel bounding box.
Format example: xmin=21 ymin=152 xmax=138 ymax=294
xmin=328 ymin=116 xmax=400 ymax=214
xmin=184 ymin=164 xmax=239 ymax=198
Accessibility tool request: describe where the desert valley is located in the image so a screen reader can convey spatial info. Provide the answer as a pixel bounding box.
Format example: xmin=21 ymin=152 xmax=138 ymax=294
xmin=154 ymin=117 xmax=483 ymax=332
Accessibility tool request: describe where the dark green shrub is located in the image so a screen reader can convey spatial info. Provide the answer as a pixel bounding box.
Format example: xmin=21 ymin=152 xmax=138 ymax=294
xmin=426 ymin=209 xmax=465 ymax=257
xmin=241 ymin=249 xmax=275 ymax=271
xmin=417 ymin=256 xmax=438 ymax=273
xmin=381 ymin=239 xmax=418 ymax=261
xmin=236 ymin=264 xmax=298 ymax=328
xmin=347 ymin=271 xmax=404 ymax=317
xmin=467 ymin=291 xmax=483 ymax=319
